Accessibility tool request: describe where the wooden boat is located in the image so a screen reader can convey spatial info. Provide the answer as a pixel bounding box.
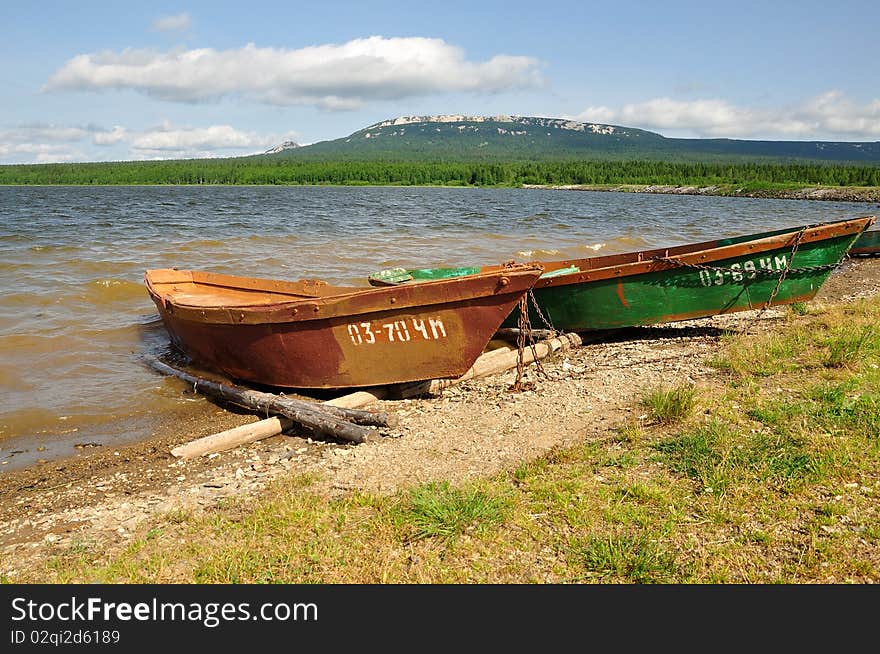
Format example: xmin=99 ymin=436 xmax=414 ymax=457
xmin=368 ymin=216 xmax=875 ymax=332
xmin=849 ymin=227 xmax=880 ymax=256
xmin=144 ymin=264 xmax=542 ymax=389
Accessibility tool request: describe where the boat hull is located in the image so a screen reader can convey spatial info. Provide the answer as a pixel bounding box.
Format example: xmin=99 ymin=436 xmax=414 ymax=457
xmin=504 ymin=219 xmax=872 ymax=331
xmin=146 ymin=266 xmax=541 ymax=389
xmin=850 ymin=228 xmax=880 ymax=256
xmin=367 ymin=217 xmax=874 ymax=333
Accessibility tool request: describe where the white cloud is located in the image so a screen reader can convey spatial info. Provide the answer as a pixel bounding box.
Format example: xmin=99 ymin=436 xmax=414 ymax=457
xmin=130 ymin=122 xmax=295 ymax=158
xmin=569 ymin=91 xmax=880 ymax=140
xmin=4 ymin=124 xmax=89 ymax=142
xmin=43 ymin=37 xmax=544 ymax=109
xmin=92 ymin=126 xmax=127 ymax=145
xmin=132 ymin=123 xmax=272 ymax=151
xmin=152 ymin=12 xmax=191 ymax=32
xmin=0 ymin=121 xmax=294 ymax=164
xmin=0 ymin=141 xmax=79 ymax=162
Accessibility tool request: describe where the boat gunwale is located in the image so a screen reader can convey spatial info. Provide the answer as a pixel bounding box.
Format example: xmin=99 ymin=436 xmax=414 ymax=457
xmin=528 ymin=216 xmax=874 ymax=288
xmin=145 ymin=263 xmax=544 ymax=325
xmin=366 ymin=217 xmax=875 ymax=289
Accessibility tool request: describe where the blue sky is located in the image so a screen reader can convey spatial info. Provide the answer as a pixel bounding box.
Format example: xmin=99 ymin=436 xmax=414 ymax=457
xmin=2 ymin=0 xmax=878 ymax=164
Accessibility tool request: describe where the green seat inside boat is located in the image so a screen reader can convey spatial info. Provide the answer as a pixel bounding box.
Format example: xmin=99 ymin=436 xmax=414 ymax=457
xmin=370 ymin=266 xmax=483 ymax=284
xmin=410 ymin=266 xmax=482 ymax=280
xmin=540 ymin=265 xmax=580 ymax=278
xmin=370 ymin=264 xmax=580 ymax=285
xmin=369 ymin=267 xmax=415 ymax=284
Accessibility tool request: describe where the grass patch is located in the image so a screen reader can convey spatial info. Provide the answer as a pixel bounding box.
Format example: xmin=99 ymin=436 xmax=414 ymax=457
xmin=575 ymin=533 xmax=683 ymax=583
xmin=392 ymin=481 xmax=512 ymax=543
xmin=787 ymin=301 xmax=810 ymax=316
xmin=642 ymin=383 xmax=697 ymax=424
xmin=822 ymin=325 xmax=880 ymax=369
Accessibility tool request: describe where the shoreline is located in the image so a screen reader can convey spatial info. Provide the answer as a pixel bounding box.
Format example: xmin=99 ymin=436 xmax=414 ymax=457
xmin=522 ymin=183 xmax=880 ymax=203
xmin=2 ymin=182 xmax=879 ymax=203
xmin=2 ymin=257 xmax=879 ymax=580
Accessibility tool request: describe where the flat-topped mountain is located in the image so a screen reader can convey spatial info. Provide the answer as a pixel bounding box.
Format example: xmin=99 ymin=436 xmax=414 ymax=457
xmin=264 ymin=115 xmax=880 ymax=163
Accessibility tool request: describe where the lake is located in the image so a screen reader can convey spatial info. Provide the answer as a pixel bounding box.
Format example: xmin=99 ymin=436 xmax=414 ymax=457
xmin=0 ymin=185 xmax=875 ymax=471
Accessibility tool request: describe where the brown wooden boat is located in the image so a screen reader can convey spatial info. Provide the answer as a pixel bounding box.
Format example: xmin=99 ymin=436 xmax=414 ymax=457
xmin=144 ymin=264 xmax=543 ymax=389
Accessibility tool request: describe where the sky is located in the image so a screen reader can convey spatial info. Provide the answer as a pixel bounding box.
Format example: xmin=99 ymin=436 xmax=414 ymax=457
xmin=2 ymin=0 xmax=879 ymax=164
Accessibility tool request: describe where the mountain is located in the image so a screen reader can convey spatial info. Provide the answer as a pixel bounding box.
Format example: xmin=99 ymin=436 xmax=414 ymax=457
xmin=261 ymin=115 xmax=880 ymax=164
xmin=263 ymin=140 xmax=300 ymax=154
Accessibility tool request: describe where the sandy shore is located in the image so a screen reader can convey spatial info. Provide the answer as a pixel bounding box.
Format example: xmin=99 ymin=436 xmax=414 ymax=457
xmin=2 ymin=256 xmax=879 ymax=579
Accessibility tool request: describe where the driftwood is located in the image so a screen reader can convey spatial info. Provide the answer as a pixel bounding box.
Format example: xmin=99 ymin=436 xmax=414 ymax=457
xmin=147 ymin=358 xmax=380 ymax=446
xmin=171 ymin=417 xmax=295 ymax=459
xmin=494 ymin=328 xmax=557 ymax=342
xmin=163 ymin=331 xmax=582 ymax=458
xmin=327 ymin=331 xmax=583 ymax=409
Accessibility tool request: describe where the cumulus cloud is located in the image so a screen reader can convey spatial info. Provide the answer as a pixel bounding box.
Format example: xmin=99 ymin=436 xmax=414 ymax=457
xmin=0 ymin=141 xmax=79 ymax=162
xmin=131 ymin=122 xmax=280 ymax=156
xmin=0 ymin=121 xmax=294 ymax=164
xmin=570 ymin=91 xmax=880 ymax=140
xmin=152 ymin=12 xmax=191 ymax=32
xmin=43 ymin=37 xmax=544 ymax=109
xmin=92 ymin=126 xmax=127 ymax=145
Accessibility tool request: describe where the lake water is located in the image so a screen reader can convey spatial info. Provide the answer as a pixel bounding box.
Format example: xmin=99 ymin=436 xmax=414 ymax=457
xmin=1 ymin=185 xmax=875 ymax=471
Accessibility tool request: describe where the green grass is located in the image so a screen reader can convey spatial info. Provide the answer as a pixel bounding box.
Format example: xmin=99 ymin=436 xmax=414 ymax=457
xmin=642 ymin=384 xmax=697 ymax=424
xmin=391 ymin=481 xmax=512 ymax=543
xmin=575 ymin=532 xmax=684 ymax=583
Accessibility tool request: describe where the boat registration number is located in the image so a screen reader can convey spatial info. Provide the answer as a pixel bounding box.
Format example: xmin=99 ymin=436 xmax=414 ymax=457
xmin=698 ymin=255 xmax=787 ymax=287
xmin=347 ymin=317 xmax=447 ymax=345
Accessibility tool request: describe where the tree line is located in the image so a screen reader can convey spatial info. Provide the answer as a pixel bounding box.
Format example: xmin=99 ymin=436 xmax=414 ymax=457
xmin=1 ymin=158 xmax=878 ymax=187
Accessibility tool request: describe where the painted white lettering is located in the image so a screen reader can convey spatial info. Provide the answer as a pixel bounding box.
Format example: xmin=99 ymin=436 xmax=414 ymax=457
xmin=429 ymin=318 xmax=447 ymax=339
xmin=360 ymin=322 xmax=375 ymax=344
xmin=730 ymin=262 xmax=743 ymax=282
xmin=412 ymin=318 xmax=429 ymax=339
xmin=699 ymin=270 xmax=712 ymax=287
xmin=383 ymin=323 xmax=396 ymax=342
xmin=395 ymin=320 xmax=411 ymax=341
xmin=347 ymin=323 xmax=362 ymax=345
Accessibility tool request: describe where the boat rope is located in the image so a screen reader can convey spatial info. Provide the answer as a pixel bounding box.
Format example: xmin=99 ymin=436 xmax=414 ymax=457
xmin=508 ymin=293 xmax=550 ymax=393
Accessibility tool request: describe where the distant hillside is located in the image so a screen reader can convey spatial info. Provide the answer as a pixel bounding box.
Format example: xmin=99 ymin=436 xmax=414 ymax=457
xmin=259 ymin=114 xmax=880 ymax=164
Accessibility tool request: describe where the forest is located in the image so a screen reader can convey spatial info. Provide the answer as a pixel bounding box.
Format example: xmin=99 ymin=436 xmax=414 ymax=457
xmin=1 ymin=158 xmax=878 ymax=188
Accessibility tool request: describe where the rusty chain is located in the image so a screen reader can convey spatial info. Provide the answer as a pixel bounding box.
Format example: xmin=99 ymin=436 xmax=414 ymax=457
xmin=508 ymin=291 xmax=552 ymax=393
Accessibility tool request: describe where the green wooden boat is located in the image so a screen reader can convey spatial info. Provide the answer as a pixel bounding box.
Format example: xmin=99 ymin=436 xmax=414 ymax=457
xmin=849 ymin=227 xmax=880 ymax=256
xmin=368 ymin=215 xmax=875 ymax=331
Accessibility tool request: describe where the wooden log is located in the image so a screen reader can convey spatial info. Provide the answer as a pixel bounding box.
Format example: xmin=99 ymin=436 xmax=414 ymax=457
xmin=330 ymin=331 xmax=584 ymax=408
xmin=146 ymin=358 xmax=395 ymax=427
xmin=494 ymin=328 xmax=557 ymax=342
xmin=166 ymin=332 xmax=581 ymax=457
xmin=147 ymin=358 xmax=377 ymax=445
xmin=171 ymin=417 xmax=295 ymax=459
